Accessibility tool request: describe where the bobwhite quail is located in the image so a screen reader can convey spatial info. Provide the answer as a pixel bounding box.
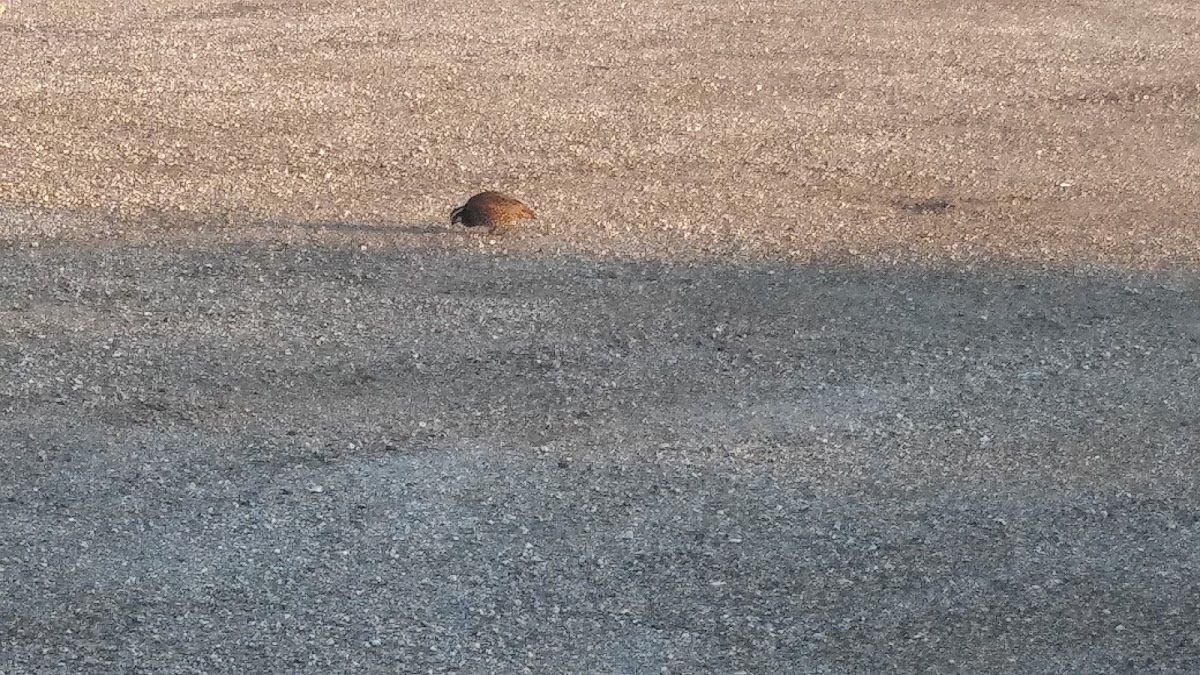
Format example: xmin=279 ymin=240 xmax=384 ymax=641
xmin=450 ymin=191 xmax=535 ymax=236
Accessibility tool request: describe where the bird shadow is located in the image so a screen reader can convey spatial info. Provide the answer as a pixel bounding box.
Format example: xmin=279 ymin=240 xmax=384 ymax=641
xmin=101 ymin=206 xmax=460 ymax=236
xmin=256 ymin=219 xmax=455 ymax=236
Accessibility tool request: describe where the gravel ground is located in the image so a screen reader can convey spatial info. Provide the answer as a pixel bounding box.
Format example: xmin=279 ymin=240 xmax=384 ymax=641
xmin=0 ymin=0 xmax=1198 ymax=264
xmin=2 ymin=243 xmax=1199 ymax=673
xmin=2 ymin=0 xmax=1200 ymax=673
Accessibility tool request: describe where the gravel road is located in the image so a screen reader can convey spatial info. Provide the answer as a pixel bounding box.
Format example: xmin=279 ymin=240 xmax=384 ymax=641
xmin=2 ymin=0 xmax=1200 ymax=672
xmin=1 ymin=0 xmax=1198 ymax=266
xmin=2 ymin=241 xmax=1199 ymax=673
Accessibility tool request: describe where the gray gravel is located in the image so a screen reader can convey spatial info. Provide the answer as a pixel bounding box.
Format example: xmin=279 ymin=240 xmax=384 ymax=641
xmin=3 ymin=0 xmax=1200 ymax=671
xmin=2 ymin=240 xmax=1198 ymax=673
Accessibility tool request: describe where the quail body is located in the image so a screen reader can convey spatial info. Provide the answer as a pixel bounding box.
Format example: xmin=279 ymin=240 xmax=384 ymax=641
xmin=450 ymin=191 xmax=535 ymax=235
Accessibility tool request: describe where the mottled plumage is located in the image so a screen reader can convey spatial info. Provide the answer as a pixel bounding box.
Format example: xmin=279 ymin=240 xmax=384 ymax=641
xmin=450 ymin=191 xmax=535 ymax=235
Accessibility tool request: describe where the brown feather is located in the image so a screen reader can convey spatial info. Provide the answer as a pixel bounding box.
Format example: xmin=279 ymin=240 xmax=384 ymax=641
xmin=451 ymin=191 xmax=535 ymax=235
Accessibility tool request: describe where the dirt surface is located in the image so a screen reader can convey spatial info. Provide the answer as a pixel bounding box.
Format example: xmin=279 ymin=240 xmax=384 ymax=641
xmin=2 ymin=0 xmax=1200 ymax=673
xmin=1 ymin=0 xmax=1199 ymax=264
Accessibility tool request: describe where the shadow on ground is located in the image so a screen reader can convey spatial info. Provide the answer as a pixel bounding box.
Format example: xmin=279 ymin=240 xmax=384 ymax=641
xmin=255 ymin=218 xmax=456 ymax=236
xmin=1 ymin=240 xmax=1198 ymax=673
